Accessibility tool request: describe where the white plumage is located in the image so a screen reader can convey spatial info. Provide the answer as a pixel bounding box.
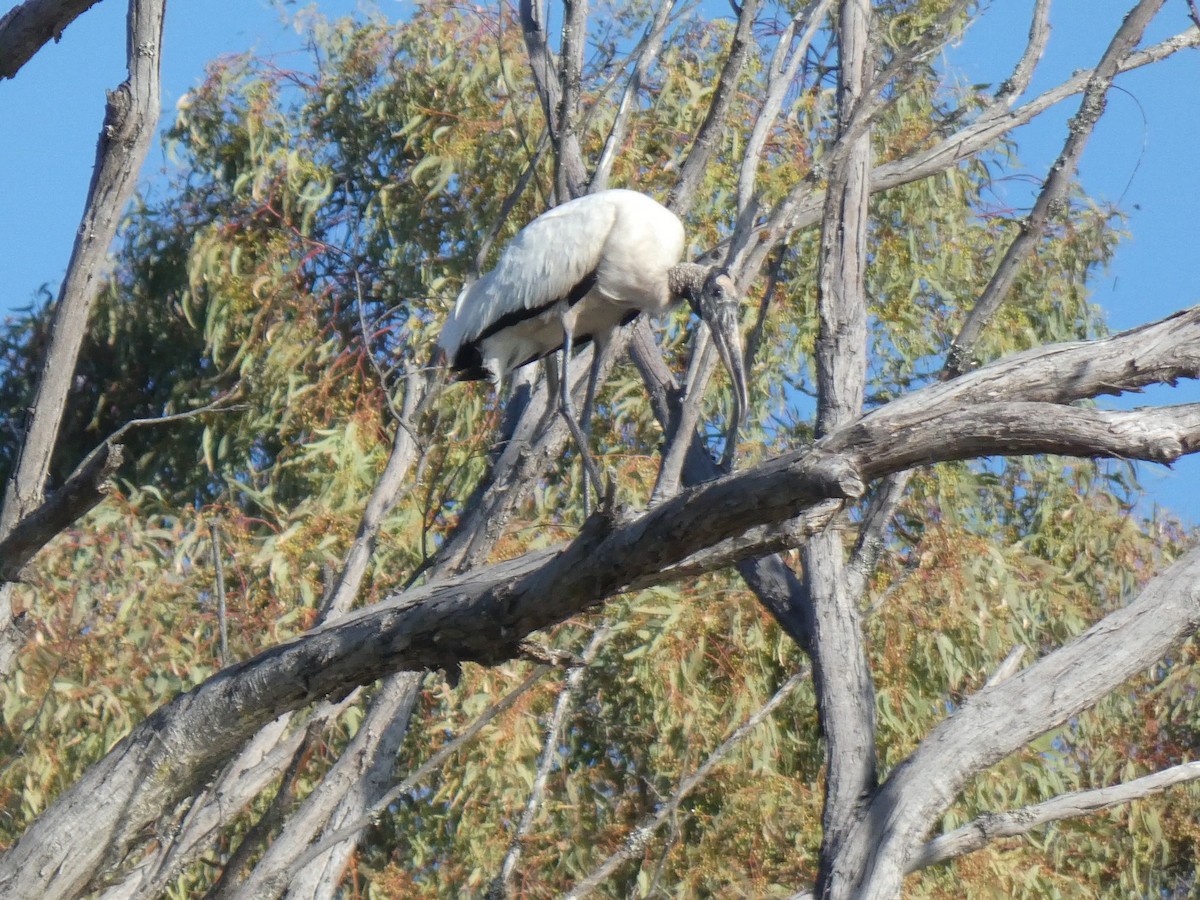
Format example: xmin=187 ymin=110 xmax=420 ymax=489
xmin=438 ymin=190 xmax=688 ymax=380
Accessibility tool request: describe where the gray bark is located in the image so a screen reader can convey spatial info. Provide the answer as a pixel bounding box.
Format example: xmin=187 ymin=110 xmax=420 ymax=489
xmin=0 ymin=0 xmax=164 ymax=676
xmin=0 ymin=0 xmax=104 ymax=80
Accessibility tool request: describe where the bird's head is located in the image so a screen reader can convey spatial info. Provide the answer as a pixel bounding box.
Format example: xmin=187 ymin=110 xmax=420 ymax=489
xmin=692 ymin=269 xmax=750 ymax=425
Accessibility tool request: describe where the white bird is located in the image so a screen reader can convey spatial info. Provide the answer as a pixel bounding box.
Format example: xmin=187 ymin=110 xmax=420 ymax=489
xmin=438 ymin=189 xmax=749 ymax=500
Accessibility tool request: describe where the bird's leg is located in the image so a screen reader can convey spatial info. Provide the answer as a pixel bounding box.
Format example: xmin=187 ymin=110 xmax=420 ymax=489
xmin=578 ymin=338 xmax=612 ymax=514
xmin=542 ymin=355 xmax=563 ymax=429
xmin=558 ymin=328 xmax=604 ymax=516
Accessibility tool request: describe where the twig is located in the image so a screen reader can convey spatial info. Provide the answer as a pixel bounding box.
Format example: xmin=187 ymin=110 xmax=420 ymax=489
xmin=211 ymin=519 xmax=228 ymax=668
xmin=908 ymin=759 xmax=1200 ymax=872
xmin=488 ymin=624 xmax=612 ymax=897
xmin=284 ymin=665 xmax=554 ymax=877
xmin=563 ymin=667 xmax=809 ymax=899
xmin=733 ymin=23 xmax=1200 ymax=294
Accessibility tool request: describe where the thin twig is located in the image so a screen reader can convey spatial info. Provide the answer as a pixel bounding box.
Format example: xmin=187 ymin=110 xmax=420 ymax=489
xmin=211 ymin=519 xmax=228 ymax=668
xmin=563 ymin=667 xmax=809 ymax=899
xmin=284 ymin=665 xmax=554 ymax=876
xmin=489 ymin=624 xmax=612 ymax=897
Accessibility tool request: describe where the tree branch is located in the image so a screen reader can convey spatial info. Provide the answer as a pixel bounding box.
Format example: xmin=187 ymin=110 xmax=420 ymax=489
xmin=736 ymin=0 xmax=833 ymax=213
xmin=0 ymin=0 xmax=164 ymax=539
xmin=226 ymin=674 xmax=423 ymax=900
xmin=590 ymin=0 xmax=677 ymax=192
xmin=734 ymin=23 xmax=1200 ymax=286
xmin=808 ymin=2 xmax=877 ymax=889
xmin=831 ymin=543 xmax=1200 ymax=897
xmin=563 ymin=667 xmax=809 ymax=899
xmin=668 ymin=0 xmax=763 ymax=213
xmin=282 ymin=665 xmax=553 ymax=881
xmin=946 ymin=0 xmax=1167 ymax=375
xmin=0 ymin=440 xmax=122 ymax=582
xmin=0 ymin=0 xmax=103 ymax=80
xmin=488 ymin=625 xmax=611 ymax=898
xmin=10 ymin=302 xmax=1200 ymax=898
xmin=910 ymin=760 xmax=1200 ymax=872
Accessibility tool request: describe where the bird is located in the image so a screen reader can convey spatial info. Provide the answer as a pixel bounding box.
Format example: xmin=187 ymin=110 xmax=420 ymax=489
xmin=437 ymin=189 xmax=749 ymax=503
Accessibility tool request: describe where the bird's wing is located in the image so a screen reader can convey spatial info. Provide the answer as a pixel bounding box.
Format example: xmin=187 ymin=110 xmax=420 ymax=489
xmin=437 ymin=195 xmax=619 ymax=355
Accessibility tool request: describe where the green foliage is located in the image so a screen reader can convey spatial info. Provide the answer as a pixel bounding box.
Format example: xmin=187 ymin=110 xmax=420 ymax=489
xmin=0 ymin=1 xmax=1195 ymax=897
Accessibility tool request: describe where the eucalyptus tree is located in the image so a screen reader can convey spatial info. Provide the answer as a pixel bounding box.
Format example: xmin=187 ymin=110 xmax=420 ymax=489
xmin=0 ymin=1 xmax=1199 ymax=898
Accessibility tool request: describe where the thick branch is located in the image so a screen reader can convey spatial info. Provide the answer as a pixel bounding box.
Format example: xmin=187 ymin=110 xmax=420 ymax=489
xmin=810 ymin=3 xmax=876 ymax=891
xmin=830 ymin=543 xmax=1200 ymax=897
xmin=0 ymin=0 xmax=103 ymax=80
xmin=0 ymin=0 xmax=164 ymax=538
xmin=226 ymin=675 xmax=423 ymax=900
xmin=554 ymin=0 xmax=589 ymax=199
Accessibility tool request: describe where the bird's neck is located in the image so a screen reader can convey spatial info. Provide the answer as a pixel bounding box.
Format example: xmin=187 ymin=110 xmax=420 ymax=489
xmin=668 ymin=263 xmax=709 ymax=307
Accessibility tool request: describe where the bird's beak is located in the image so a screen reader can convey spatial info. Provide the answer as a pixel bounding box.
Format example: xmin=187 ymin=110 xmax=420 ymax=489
xmin=703 ymin=297 xmax=749 ymax=430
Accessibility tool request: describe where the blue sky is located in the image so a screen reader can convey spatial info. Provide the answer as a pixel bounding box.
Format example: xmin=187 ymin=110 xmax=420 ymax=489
xmin=1 ymin=0 xmax=1197 ymax=521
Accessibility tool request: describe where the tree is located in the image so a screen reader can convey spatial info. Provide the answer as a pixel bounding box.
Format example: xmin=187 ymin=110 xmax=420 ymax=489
xmin=0 ymin=0 xmax=1199 ymax=896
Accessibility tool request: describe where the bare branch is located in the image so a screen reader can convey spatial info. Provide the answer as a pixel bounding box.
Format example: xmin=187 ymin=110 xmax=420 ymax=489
xmin=0 ymin=440 xmax=122 ymax=583
xmin=226 ymin=674 xmax=423 ymax=900
xmin=518 ymin=0 xmax=587 ymax=199
xmin=736 ymin=0 xmax=833 ymax=212
xmin=0 ymin=0 xmax=164 ymax=538
xmin=946 ymin=0 xmax=1167 ymax=375
xmin=991 ymin=0 xmax=1052 ymax=108
xmin=809 ymin=3 xmax=877 ymax=888
xmin=563 ymin=667 xmax=809 ymax=899
xmin=518 ymin=0 xmax=561 ymax=135
xmin=590 ymin=0 xmax=677 ymax=192
xmin=0 ymin=0 xmax=103 ymax=80
xmin=489 ymin=625 xmax=611 ymax=898
xmin=669 ymin=0 xmax=763 ymax=213
xmin=555 ymin=0 xmax=589 ymax=199
xmin=982 ymin=645 xmax=1027 ymax=689
xmin=735 ymin=24 xmax=1200 ymax=286
xmin=283 ymin=665 xmax=553 ymax=880
xmin=909 ymin=760 xmax=1200 ymax=872
xmin=831 ymin=544 xmax=1200 ymax=897
xmin=212 ymin=520 xmax=229 ymax=667
xmin=320 ymin=373 xmax=430 ymax=620
xmin=844 ymin=470 xmax=910 ymax=601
